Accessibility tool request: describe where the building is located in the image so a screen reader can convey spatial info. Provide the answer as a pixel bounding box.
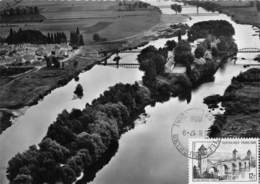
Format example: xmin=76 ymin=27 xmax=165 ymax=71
xmin=196 ymin=145 xmax=253 ymax=177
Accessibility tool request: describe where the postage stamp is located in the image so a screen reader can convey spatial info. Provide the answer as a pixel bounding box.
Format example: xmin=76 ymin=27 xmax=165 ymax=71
xmin=189 ymin=138 xmax=259 ymax=184
xmin=171 ymin=108 xmax=221 ymax=159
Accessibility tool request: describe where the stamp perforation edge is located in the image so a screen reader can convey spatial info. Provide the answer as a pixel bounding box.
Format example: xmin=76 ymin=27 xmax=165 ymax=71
xmin=188 ymin=138 xmax=259 ymax=184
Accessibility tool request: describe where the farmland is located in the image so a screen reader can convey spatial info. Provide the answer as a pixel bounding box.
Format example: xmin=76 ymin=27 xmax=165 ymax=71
xmin=0 ymin=0 xmax=161 ymax=42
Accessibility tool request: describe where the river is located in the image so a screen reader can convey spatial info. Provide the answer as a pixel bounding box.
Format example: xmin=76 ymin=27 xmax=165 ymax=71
xmin=0 ymin=3 xmax=260 ymax=184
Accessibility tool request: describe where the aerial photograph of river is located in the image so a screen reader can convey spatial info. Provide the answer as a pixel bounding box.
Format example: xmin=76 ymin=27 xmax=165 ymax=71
xmin=0 ymin=0 xmax=260 ymax=184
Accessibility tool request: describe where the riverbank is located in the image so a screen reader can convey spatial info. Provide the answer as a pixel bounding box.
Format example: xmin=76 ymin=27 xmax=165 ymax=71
xmin=204 ymin=68 xmax=260 ymax=137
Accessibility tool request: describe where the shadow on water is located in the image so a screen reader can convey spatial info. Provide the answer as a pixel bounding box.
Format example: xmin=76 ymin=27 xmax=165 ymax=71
xmin=0 ymin=111 xmax=14 ymax=135
xmin=178 ymin=88 xmax=192 ymax=104
xmin=76 ymin=141 xmax=119 ymax=184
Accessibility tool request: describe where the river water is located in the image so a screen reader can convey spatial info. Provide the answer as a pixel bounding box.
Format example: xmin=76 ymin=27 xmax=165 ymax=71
xmin=0 ymin=3 xmax=260 ymax=184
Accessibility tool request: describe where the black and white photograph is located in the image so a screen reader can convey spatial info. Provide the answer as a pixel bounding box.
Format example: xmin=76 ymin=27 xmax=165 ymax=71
xmin=0 ymin=0 xmax=260 ymax=184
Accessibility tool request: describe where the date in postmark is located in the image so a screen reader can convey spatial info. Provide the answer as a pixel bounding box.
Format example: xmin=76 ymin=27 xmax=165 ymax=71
xmin=171 ymin=108 xmax=221 ymax=159
xmin=189 ymin=138 xmax=259 ymax=184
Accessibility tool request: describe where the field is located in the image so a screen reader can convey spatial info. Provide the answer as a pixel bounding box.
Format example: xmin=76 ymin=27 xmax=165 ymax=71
xmin=0 ymin=0 xmax=161 ymax=42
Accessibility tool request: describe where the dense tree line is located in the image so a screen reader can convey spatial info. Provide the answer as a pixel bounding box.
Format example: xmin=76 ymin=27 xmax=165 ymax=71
xmin=186 ymin=1 xmax=221 ymax=12
xmin=70 ymin=27 xmax=84 ymax=47
xmin=137 ymin=46 xmax=167 ymax=81
xmin=188 ymin=20 xmax=235 ymax=41
xmin=1 ymin=6 xmax=39 ymax=17
xmin=7 ymin=82 xmax=152 ymax=184
xmin=118 ymin=1 xmax=161 ymax=12
xmin=0 ymin=36 xmax=4 ymax=44
xmin=257 ymin=1 xmax=260 ymax=12
xmin=187 ymin=1 xmax=254 ymax=12
xmin=6 ymin=29 xmax=48 ymax=44
xmin=93 ymin=33 xmax=107 ymax=42
xmin=5 ymin=28 xmax=67 ymax=44
xmin=47 ymin=32 xmax=67 ymax=44
xmin=118 ymin=1 xmax=150 ymax=10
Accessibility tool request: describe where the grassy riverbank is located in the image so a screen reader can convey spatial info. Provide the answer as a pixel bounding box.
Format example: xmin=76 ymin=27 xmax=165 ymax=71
xmin=205 ymin=68 xmax=260 ymax=137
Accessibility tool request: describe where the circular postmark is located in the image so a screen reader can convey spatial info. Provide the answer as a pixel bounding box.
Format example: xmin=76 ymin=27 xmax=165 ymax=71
xmin=171 ymin=108 xmax=221 ymax=159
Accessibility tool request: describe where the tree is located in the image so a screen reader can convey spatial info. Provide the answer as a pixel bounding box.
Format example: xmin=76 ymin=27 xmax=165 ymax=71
xmin=34 ymin=6 xmax=39 ymax=14
xmin=67 ymin=155 xmax=83 ymax=177
xmin=79 ymin=35 xmax=84 ymax=45
xmin=15 ymin=7 xmax=20 ymax=15
xmin=188 ymin=20 xmax=235 ymax=41
xmin=9 ymin=8 xmax=15 ymax=16
xmin=39 ymin=138 xmax=70 ymax=162
xmin=47 ymin=33 xmax=51 ymax=43
xmin=177 ymin=5 xmax=182 ymax=14
xmin=171 ymin=4 xmax=182 ymax=14
xmin=61 ymin=165 xmax=76 ymax=184
xmin=74 ymin=84 xmax=84 ymax=98
xmin=7 ymin=146 xmax=39 ymax=181
xmin=76 ymin=27 xmax=80 ymax=35
xmin=70 ymin=28 xmax=84 ymax=46
xmin=9 ymin=28 xmax=13 ymax=37
xmin=194 ymin=46 xmax=205 ymax=59
xmin=93 ymin=33 xmax=100 ymax=42
xmin=137 ymin=46 xmax=166 ymax=80
xmin=29 ymin=7 xmax=34 ymax=14
xmin=174 ymin=40 xmax=192 ymax=64
xmin=13 ymin=174 xmax=32 ymax=184
xmin=165 ymin=40 xmax=177 ymax=51
xmin=46 ymin=122 xmax=76 ymax=146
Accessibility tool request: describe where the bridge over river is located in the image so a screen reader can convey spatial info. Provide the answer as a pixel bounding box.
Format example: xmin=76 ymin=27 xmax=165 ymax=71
xmin=99 ymin=63 xmax=140 ymax=69
xmin=95 ymin=46 xmax=260 ymax=69
xmin=238 ymin=48 xmax=260 ymax=53
xmin=114 ymin=48 xmax=260 ymax=54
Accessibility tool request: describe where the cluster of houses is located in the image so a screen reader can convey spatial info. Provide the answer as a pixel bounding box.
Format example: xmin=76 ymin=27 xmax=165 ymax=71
xmin=0 ymin=43 xmax=73 ymax=67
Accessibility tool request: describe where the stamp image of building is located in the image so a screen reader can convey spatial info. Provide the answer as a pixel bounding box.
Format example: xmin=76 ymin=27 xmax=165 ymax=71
xmin=193 ymin=145 xmax=255 ymax=180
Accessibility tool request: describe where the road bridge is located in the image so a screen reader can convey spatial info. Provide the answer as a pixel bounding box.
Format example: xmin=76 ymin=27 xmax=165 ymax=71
xmin=238 ymin=48 xmax=260 ymax=53
xmin=99 ymin=63 xmax=139 ymax=69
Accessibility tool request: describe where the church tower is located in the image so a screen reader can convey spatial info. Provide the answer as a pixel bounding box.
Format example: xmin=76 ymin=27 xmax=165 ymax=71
xmin=247 ymin=150 xmax=252 ymax=167
xmin=198 ymin=145 xmax=207 ymax=175
xmin=233 ymin=149 xmax=238 ymax=161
